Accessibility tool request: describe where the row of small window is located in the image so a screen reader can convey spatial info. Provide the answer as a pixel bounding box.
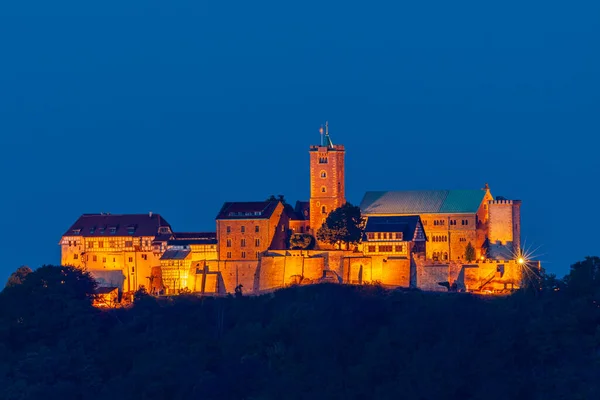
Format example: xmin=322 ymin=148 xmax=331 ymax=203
xmin=318 ymin=157 xmax=328 ymax=164
xmin=73 ymin=254 xmax=147 ymax=262
xmin=226 ymin=225 xmax=260 ymax=233
xmin=227 ymin=238 xmax=260 ymax=247
xmin=85 ymin=240 xmax=151 ymax=249
xmin=225 ymin=251 xmax=260 ymax=259
xmin=432 ymin=252 xmax=449 ymax=261
xmin=366 ymin=232 xmax=403 ymax=240
xmin=424 ymin=219 xmax=470 ymax=226
xmin=367 ymin=245 xmax=404 ymax=253
xmin=431 ymin=235 xmax=448 ymax=242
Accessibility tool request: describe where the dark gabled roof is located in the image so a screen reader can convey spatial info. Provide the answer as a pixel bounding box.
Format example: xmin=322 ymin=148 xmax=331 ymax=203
xmin=167 ymin=232 xmax=217 ymax=245
xmin=216 ymin=201 xmax=280 ymax=220
xmin=292 ymin=201 xmax=310 ymax=221
xmin=360 ymin=190 xmax=486 ymax=215
xmin=95 ymin=286 xmax=118 ymax=295
xmin=167 ymin=238 xmax=217 ymax=246
xmin=63 ymin=213 xmax=171 ymax=237
xmin=172 ymin=232 xmax=216 ymax=240
xmin=160 ymin=249 xmax=191 ymax=260
xmin=363 ymin=216 xmax=424 ymax=241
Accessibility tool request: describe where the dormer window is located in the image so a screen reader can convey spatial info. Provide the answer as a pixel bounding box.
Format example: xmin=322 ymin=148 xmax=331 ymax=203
xmin=99 ymin=226 xmax=106 ymax=234
xmin=127 ymin=226 xmax=136 ymax=235
xmin=89 ymin=227 xmax=96 ymax=234
xmin=72 ymin=229 xmax=81 ymax=235
xmin=109 ymin=227 xmax=117 ymax=234
xmin=158 ymin=227 xmax=171 ymax=234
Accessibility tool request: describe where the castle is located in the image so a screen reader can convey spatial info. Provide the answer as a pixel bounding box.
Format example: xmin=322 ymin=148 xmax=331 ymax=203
xmin=60 ymin=124 xmax=537 ymax=303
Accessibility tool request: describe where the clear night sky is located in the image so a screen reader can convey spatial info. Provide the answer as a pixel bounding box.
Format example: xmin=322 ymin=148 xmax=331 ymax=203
xmin=1 ymin=1 xmax=599 ymax=282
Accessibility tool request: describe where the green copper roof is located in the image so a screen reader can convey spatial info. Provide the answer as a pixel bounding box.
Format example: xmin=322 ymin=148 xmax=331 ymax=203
xmin=360 ymin=190 xmax=486 ymax=215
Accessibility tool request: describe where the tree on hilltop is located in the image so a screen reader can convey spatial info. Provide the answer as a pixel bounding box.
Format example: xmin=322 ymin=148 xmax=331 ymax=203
xmin=316 ymin=202 xmax=364 ymax=250
xmin=5 ymin=265 xmax=33 ymax=288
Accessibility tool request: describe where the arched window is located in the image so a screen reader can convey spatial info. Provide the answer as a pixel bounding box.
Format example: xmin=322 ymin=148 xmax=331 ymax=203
xmin=320 ymin=171 xmax=327 ymax=178
xmin=321 ymin=186 xmax=326 ymax=193
xmin=321 ymin=206 xmax=327 ymax=214
xmin=443 ymin=252 xmax=448 ymax=260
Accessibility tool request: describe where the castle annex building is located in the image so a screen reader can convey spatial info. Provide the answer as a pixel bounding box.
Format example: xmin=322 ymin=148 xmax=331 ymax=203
xmin=60 ymin=125 xmax=536 ymax=299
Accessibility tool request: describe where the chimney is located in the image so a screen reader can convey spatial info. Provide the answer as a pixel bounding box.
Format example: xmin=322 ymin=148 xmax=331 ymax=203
xmin=149 ymin=211 xmax=153 ymax=218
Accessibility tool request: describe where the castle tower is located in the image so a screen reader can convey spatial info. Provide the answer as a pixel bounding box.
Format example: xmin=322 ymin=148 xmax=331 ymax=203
xmin=309 ymin=122 xmax=346 ymax=234
xmin=487 ymin=198 xmax=522 ymax=259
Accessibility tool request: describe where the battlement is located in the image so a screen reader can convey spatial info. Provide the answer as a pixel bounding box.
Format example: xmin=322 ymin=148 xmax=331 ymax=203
xmin=310 ymin=144 xmax=345 ymax=152
xmin=488 ymin=199 xmax=521 ymax=205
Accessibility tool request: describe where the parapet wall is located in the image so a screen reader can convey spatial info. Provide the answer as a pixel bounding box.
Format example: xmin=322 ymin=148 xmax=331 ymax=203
xmin=185 ymin=251 xmax=530 ymax=295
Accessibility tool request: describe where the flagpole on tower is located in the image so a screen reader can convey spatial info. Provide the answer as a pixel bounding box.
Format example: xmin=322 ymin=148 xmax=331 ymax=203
xmin=319 ymin=124 xmax=324 ymax=146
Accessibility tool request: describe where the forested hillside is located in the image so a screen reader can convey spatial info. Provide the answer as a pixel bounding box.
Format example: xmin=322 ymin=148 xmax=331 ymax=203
xmin=1 ymin=258 xmax=599 ymax=400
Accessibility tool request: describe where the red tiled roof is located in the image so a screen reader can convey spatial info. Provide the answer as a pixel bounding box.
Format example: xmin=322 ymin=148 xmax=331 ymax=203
xmin=63 ymin=213 xmax=172 ymax=238
xmin=216 ymin=201 xmax=280 ymax=220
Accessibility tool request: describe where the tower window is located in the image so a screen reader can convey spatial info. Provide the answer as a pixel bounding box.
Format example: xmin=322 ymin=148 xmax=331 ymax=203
xmin=255 ymin=238 xmax=260 ymax=246
xmin=241 ymin=251 xmax=246 ymax=259
xmin=226 ymin=252 xmax=231 ymax=259
xmin=241 ymin=239 xmax=246 ymax=247
xmin=321 ymin=206 xmax=327 ymax=214
xmin=226 ymin=226 xmax=231 ymax=233
xmin=320 ymin=171 xmax=327 ymax=178
xmin=241 ymin=226 xmax=245 ymax=233
xmin=319 ymin=157 xmax=328 ymax=164
xmin=226 ymin=239 xmax=232 ymax=247
xmin=321 ymin=186 xmax=326 ymax=193
xmin=255 ymin=225 xmax=260 ymax=233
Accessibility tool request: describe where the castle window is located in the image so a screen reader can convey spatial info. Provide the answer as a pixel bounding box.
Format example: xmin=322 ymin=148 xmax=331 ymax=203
xmin=255 ymin=238 xmax=260 ymax=246
xmin=226 ymin=226 xmax=231 ymax=233
xmin=321 ymin=206 xmax=326 ymax=214
xmin=255 ymin=225 xmax=260 ymax=233
xmin=125 ymin=241 xmax=133 ymax=247
xmin=443 ymin=252 xmax=448 ymax=261
xmin=128 ymin=257 xmax=133 ymax=262
xmin=321 ymin=186 xmax=326 ymax=193
xmin=227 ymin=252 xmax=231 ymax=259
xmin=368 ymin=245 xmax=376 ymax=252
xmin=93 ymin=255 xmax=97 ymax=262
xmin=378 ymin=245 xmax=393 ymax=252
xmin=109 ymin=241 xmax=115 ymax=248
xmin=102 ymin=257 xmax=106 ymax=263
xmin=99 ymin=241 xmax=104 ymax=248
xmin=256 ymin=251 xmax=260 ymax=258
xmin=241 ymin=239 xmax=246 ymax=247
xmin=377 ymin=232 xmax=381 ymax=240
xmin=241 ymin=251 xmax=246 ymax=259
xmin=395 ymin=232 xmax=403 ymax=240
xmin=142 ymin=254 xmax=147 ymax=260
xmin=320 ymin=171 xmax=327 ymax=178
xmin=395 ymin=245 xmax=404 ymax=252
xmin=113 ymin=258 xmax=116 ymax=262
xmin=319 ymin=157 xmax=328 ymax=164
xmin=131 ymin=267 xmax=135 ymax=273
xmin=226 ymin=239 xmax=232 ymax=247
xmin=241 ymin=226 xmax=246 ymax=233
xmin=74 ymin=254 xmax=78 ymax=260
xmin=367 ymin=232 xmax=374 ymax=240
xmin=87 ymin=242 xmax=94 ymax=249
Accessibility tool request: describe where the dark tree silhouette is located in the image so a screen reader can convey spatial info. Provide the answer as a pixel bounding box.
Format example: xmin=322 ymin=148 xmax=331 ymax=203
xmin=5 ymin=265 xmax=33 ymax=288
xmin=316 ymin=202 xmax=364 ymax=249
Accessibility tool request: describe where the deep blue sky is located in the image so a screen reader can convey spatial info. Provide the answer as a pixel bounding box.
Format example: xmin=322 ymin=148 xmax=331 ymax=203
xmin=1 ymin=0 xmax=598 ymax=282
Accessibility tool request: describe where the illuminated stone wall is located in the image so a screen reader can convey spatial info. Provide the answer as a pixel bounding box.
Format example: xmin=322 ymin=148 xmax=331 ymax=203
xmin=487 ymin=200 xmax=521 ymax=259
xmin=216 ymin=202 xmax=287 ymax=261
xmin=309 ymin=144 xmax=345 ymax=235
xmin=60 ymin=235 xmax=159 ymax=292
